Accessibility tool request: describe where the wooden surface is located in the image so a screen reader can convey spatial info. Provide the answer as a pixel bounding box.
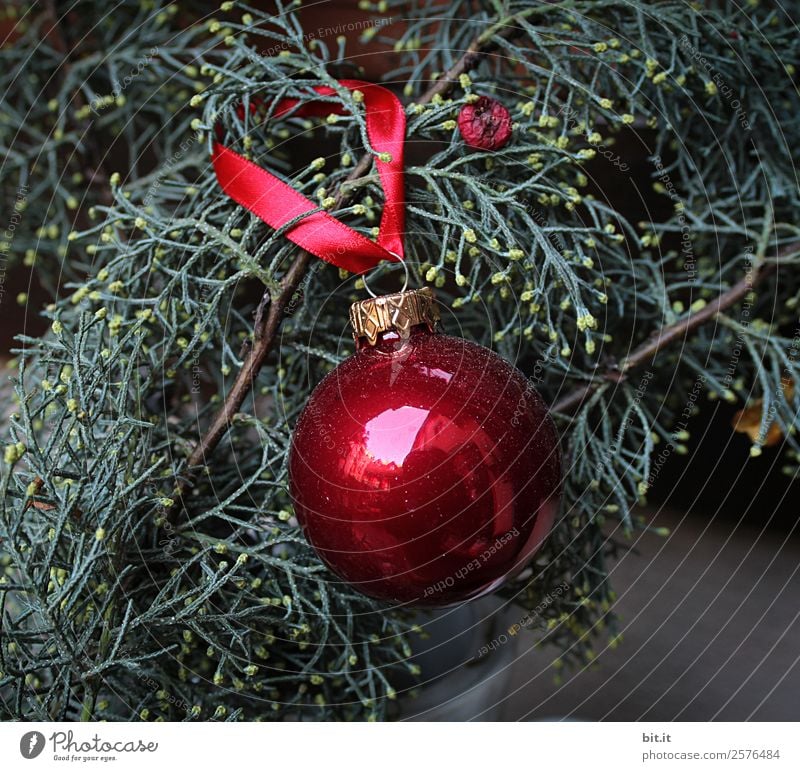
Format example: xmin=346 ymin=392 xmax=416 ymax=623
xmin=493 ymin=509 xmax=800 ymax=721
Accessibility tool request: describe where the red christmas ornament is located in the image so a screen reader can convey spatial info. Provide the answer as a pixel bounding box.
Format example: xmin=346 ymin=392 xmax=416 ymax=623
xmin=457 ymin=95 xmax=513 ymax=150
xmin=289 ymin=288 xmax=561 ymax=606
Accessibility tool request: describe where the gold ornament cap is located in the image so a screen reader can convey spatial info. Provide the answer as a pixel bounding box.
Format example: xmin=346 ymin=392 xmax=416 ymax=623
xmin=349 ymin=287 xmax=440 ymax=346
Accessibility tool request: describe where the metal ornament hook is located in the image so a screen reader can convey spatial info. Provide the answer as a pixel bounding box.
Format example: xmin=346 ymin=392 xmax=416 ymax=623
xmin=363 ymin=253 xmax=409 ymax=298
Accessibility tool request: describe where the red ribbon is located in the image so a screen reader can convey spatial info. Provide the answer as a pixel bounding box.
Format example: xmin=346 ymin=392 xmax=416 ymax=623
xmin=212 ymin=79 xmax=405 ymax=274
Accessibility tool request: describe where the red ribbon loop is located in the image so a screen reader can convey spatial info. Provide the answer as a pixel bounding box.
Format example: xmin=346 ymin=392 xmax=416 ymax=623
xmin=212 ymin=79 xmax=405 ymax=274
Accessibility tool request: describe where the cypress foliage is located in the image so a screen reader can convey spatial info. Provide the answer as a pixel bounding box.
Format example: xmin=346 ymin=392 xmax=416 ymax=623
xmin=1 ymin=0 xmax=798 ymax=720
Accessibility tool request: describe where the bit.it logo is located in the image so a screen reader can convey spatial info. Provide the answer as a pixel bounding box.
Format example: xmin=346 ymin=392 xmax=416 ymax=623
xmin=20 ymin=731 xmax=45 ymax=760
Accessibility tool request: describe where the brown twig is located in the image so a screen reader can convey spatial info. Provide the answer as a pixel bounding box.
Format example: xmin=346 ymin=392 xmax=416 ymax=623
xmin=552 ymin=257 xmax=783 ymax=414
xmin=177 ymin=33 xmax=510 ymax=496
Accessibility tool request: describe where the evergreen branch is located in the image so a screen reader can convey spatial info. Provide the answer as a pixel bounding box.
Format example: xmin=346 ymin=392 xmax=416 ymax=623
xmin=551 ymin=247 xmax=797 ymax=415
xmin=42 ymin=0 xmax=111 ymax=208
xmin=6 ymin=0 xmax=799 ymax=720
xmin=177 ymin=29 xmax=511 ymax=497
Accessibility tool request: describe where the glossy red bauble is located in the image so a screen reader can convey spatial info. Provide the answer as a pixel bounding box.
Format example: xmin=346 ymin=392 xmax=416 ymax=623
xmin=288 ymin=325 xmax=561 ymax=606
